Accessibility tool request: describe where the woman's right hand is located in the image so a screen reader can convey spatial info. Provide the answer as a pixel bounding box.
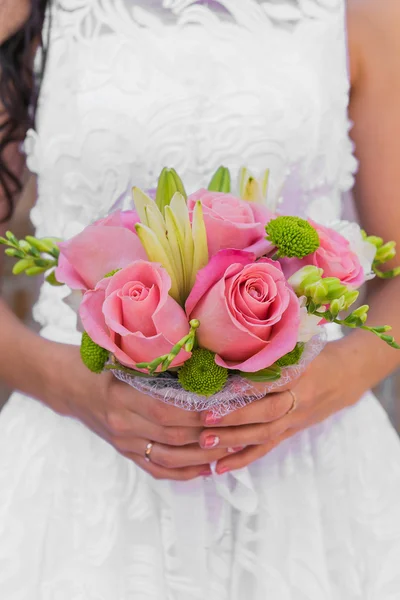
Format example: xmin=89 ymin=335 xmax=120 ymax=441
xmin=51 ymin=342 xmax=229 ymax=481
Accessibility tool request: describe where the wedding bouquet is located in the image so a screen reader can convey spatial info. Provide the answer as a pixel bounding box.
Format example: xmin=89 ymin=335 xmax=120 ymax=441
xmin=2 ymin=167 xmax=399 ymax=415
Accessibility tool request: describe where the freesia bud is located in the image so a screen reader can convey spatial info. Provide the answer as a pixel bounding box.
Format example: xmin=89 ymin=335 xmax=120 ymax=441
xmin=288 ymin=266 xmax=323 ymax=295
xmin=362 ymin=233 xmax=383 ymax=249
xmin=322 ymin=277 xmax=348 ymax=300
xmin=343 ymin=289 xmax=359 ymax=309
xmin=375 ymin=241 xmax=396 ymax=264
xmin=304 ymin=280 xmax=330 ymax=304
xmin=330 ymin=296 xmax=347 ymax=318
xmin=351 ymin=305 xmax=369 ymax=324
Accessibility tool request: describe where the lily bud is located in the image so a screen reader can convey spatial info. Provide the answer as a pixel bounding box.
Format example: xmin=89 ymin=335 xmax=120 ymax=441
xmin=155 ymin=167 xmax=187 ymax=213
xmin=288 ymin=266 xmax=323 ymax=295
xmin=208 ymin=166 xmax=231 ymax=193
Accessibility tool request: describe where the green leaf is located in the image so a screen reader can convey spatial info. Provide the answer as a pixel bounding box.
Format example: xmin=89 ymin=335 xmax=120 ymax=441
xmin=241 ymin=365 xmax=282 ymax=382
xmin=45 ymin=270 xmax=65 ymax=286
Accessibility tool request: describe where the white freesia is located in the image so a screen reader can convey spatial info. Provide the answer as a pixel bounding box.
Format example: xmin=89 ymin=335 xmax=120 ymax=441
xmin=297 ymin=297 xmax=323 ymax=343
xmin=330 ymin=220 xmax=376 ymax=281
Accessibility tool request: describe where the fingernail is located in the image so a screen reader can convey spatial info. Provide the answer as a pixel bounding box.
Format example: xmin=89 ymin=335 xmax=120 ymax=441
xmin=217 ymin=466 xmax=230 ymax=475
xmin=200 ymin=468 xmax=212 ymax=477
xmin=205 ymin=413 xmax=222 ymax=426
xmin=203 ymin=435 xmax=220 ymax=449
xmin=227 ymin=446 xmax=245 ymax=454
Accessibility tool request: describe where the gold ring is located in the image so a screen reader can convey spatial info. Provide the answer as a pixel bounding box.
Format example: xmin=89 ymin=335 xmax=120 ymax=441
xmin=286 ymin=390 xmax=298 ymax=415
xmin=144 ymin=442 xmax=154 ymax=463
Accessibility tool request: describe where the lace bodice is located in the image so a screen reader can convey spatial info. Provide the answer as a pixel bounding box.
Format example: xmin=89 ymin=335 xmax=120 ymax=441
xmin=25 ymin=0 xmax=357 ymax=338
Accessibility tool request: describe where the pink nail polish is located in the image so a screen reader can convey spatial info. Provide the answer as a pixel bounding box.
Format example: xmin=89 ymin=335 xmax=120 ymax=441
xmin=217 ymin=466 xmax=230 ymax=475
xmin=203 ymin=436 xmax=220 ymax=449
xmin=205 ymin=412 xmax=222 ymax=426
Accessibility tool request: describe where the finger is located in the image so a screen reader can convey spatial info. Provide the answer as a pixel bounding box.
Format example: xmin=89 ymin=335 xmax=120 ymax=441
xmin=123 ymin=438 xmax=228 ymax=469
xmin=105 ymin=408 xmax=202 ymax=450
xmin=199 ymin=419 xmax=288 ymax=450
xmin=215 ymin=429 xmax=295 ymax=474
xmin=115 ymin=380 xmax=203 ymax=427
xmin=126 ymin=454 xmax=213 ymax=481
xmin=203 ymin=391 xmax=294 ymax=428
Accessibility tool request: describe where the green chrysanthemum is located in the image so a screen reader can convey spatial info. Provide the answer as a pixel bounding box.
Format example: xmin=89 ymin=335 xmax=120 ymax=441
xmin=80 ymin=331 xmax=109 ymax=374
xmin=266 ymin=216 xmax=320 ymax=258
xmin=178 ymin=349 xmax=228 ymax=397
xmin=276 ymin=343 xmax=305 ymax=368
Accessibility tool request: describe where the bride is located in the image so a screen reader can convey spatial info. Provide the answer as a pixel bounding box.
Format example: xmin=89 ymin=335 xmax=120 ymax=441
xmin=1 ymin=0 xmax=400 ymax=598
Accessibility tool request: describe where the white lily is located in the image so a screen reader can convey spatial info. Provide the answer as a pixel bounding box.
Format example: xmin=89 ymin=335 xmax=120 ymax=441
xmin=239 ymin=165 xmax=271 ymax=200
xmin=133 ymin=187 xmax=208 ymax=305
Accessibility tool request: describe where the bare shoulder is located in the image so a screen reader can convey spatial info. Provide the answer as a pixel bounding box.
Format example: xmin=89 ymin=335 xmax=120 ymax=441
xmin=0 ymin=0 xmax=31 ymax=45
xmin=347 ymin=0 xmax=400 ymax=89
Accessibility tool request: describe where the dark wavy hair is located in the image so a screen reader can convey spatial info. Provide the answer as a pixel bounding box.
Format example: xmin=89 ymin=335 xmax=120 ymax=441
xmin=0 ymin=0 xmax=50 ymax=222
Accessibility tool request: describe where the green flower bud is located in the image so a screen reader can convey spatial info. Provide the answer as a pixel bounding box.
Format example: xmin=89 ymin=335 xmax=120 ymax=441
xmin=19 ymin=240 xmax=32 ymax=253
xmin=304 ymin=280 xmax=330 ymax=304
xmin=80 ymin=332 xmax=109 ymax=374
xmin=5 ymin=231 xmax=19 ymax=246
xmin=12 ymin=258 xmax=33 ymax=275
xmin=5 ymin=248 xmax=25 ymax=259
xmin=156 ymin=167 xmax=187 ymax=213
xmin=351 ymin=305 xmax=369 ymax=324
xmin=25 ymin=266 xmax=48 ymax=276
xmin=276 ymin=343 xmax=305 ymax=367
xmin=25 ymin=236 xmax=59 ymax=255
xmin=375 ymin=241 xmax=396 ymax=264
xmin=266 ymin=216 xmax=320 ymax=259
xmin=178 ymin=349 xmax=228 ymax=397
xmin=362 ymin=232 xmax=383 ymax=248
xmin=288 ymin=266 xmax=323 ymax=295
xmin=208 ymin=166 xmax=231 ymax=193
xmin=322 ymin=277 xmax=348 ymax=301
xmin=343 ymin=289 xmax=359 ymax=310
xmin=330 ymin=296 xmax=347 ymax=318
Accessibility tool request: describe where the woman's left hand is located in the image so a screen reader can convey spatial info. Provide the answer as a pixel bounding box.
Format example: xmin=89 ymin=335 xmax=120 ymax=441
xmin=199 ymin=339 xmax=366 ymax=475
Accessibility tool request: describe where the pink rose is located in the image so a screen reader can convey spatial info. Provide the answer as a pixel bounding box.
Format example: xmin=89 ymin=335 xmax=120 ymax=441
xmin=93 ymin=210 xmax=140 ymax=231
xmin=187 ymin=190 xmax=274 ymax=257
xmin=56 ymin=210 xmax=147 ymax=290
xmin=186 ymin=250 xmax=300 ymax=372
xmin=80 ymin=261 xmax=191 ymax=370
xmin=281 ymin=220 xmax=365 ymax=288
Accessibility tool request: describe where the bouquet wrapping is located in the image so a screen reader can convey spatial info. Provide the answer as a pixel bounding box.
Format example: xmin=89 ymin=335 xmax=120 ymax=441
xmin=2 ymin=166 xmax=399 ymax=416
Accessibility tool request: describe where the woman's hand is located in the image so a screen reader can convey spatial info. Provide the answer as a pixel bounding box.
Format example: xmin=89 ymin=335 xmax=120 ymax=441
xmin=50 ymin=342 xmax=232 ymax=481
xmin=198 ymin=338 xmax=367 ymax=475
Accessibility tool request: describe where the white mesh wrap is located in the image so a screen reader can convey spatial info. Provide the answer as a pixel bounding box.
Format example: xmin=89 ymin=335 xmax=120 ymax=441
xmin=112 ymin=334 xmax=326 ymax=416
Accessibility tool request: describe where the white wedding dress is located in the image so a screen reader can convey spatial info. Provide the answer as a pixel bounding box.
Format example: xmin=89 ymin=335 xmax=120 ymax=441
xmin=1 ymin=1 xmax=400 ymax=598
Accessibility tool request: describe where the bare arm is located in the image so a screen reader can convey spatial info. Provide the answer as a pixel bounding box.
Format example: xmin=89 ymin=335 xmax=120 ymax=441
xmin=342 ymin=0 xmax=400 ymax=387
